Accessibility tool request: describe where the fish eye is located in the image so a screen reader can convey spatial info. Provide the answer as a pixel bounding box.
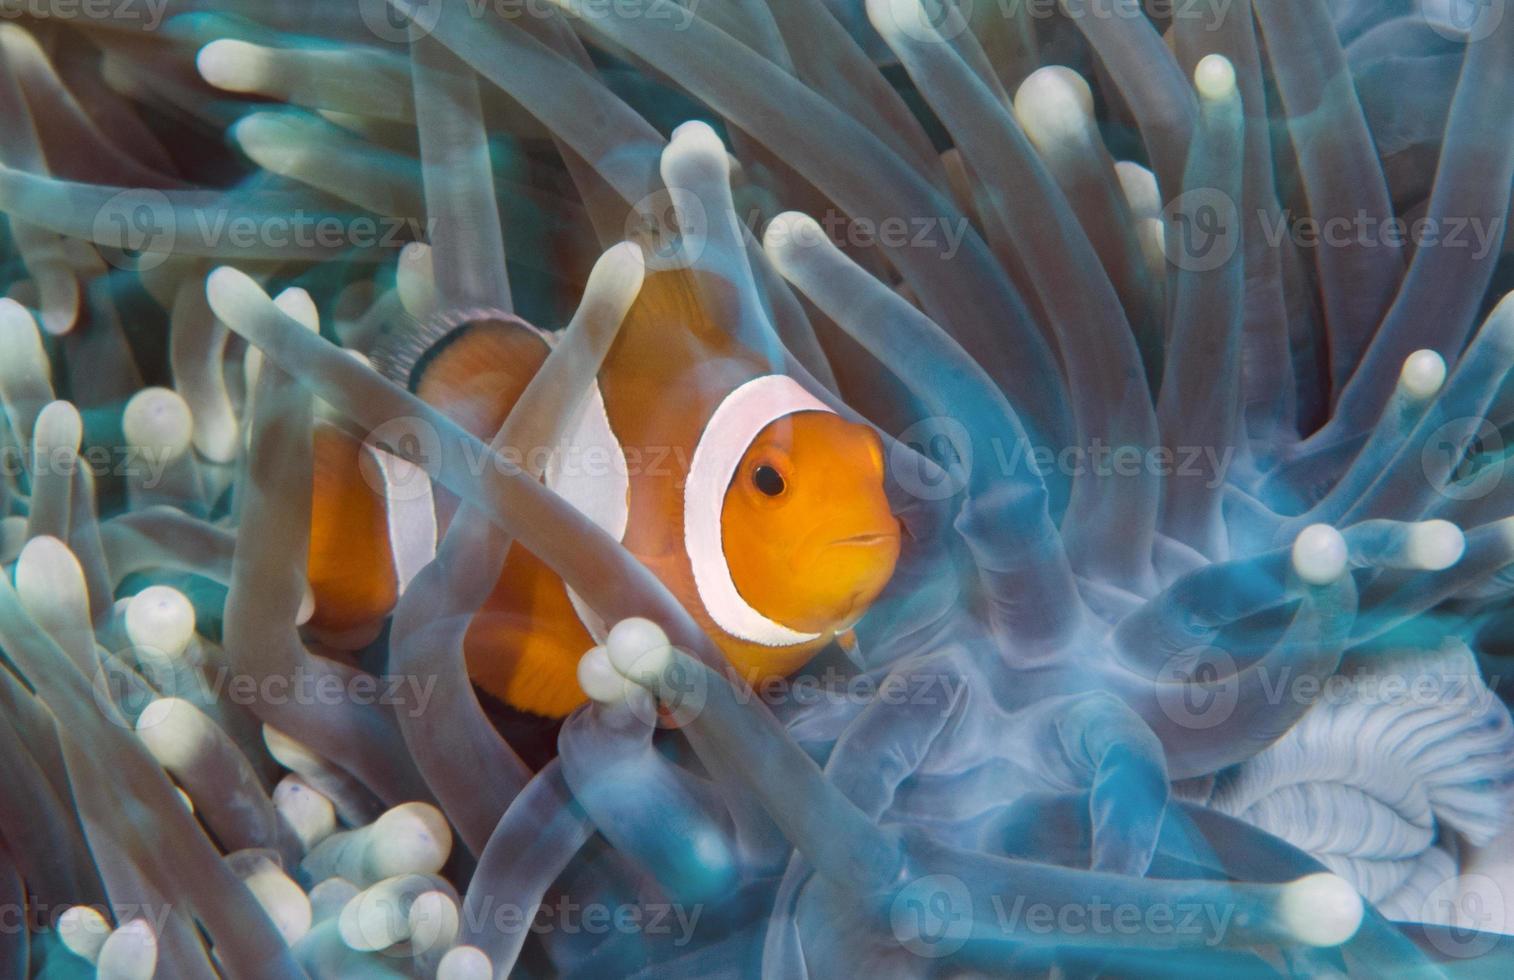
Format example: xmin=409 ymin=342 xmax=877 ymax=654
xmin=752 ymin=464 xmax=786 ymax=497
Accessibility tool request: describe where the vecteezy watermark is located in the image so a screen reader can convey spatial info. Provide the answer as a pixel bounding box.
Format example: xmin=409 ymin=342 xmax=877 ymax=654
xmin=1258 ymin=210 xmax=1505 ymax=262
xmin=889 ymin=417 xmax=1235 ymax=502
xmin=476 ymin=0 xmax=700 ymax=29
xmin=1419 ymin=874 xmax=1506 ymax=958
xmin=627 ymin=190 xmax=972 ymax=267
xmin=766 ymin=208 xmax=972 ymax=261
xmin=1155 ymin=645 xmax=1503 ymax=731
xmin=458 ymin=895 xmax=703 ymax=946
xmin=354 ymin=414 xmax=1232 ymax=511
xmin=1162 ymin=187 xmax=1242 ymax=273
xmin=891 ymin=875 xmax=974 ymax=957
xmin=0 ymin=442 xmax=176 ymax=485
xmin=97 ymin=657 xmax=439 ymax=730
xmin=891 ymin=416 xmax=973 ymax=502
xmin=0 ymin=0 xmax=169 ymax=31
xmin=749 ymin=667 xmax=967 ymax=712
xmin=995 ymin=438 xmax=1234 ymax=489
xmin=91 ymin=189 xmax=431 ymax=272
xmin=870 ymin=0 xmax=1236 ymax=45
xmin=986 ymin=892 xmax=1235 ymax=947
xmin=889 ymin=874 xmax=1240 ymax=958
xmin=358 ymin=0 xmax=444 ymax=42
xmin=359 ymin=0 xmax=700 ymax=43
xmin=625 ymin=187 xmax=709 ymax=265
xmin=357 ymin=416 xmax=717 ymax=500
xmin=1422 ymin=0 xmax=1507 ymax=42
xmin=3 ymin=900 xmax=177 ymax=935
xmin=1421 ymin=416 xmax=1506 ymax=501
xmin=1155 ymin=647 xmax=1242 ymax=732
xmin=1159 ymin=194 xmax=1508 ymax=272
xmin=1009 ymin=0 xmax=1236 ymax=32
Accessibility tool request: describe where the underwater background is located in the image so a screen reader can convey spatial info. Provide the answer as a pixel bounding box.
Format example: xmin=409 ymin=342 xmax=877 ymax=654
xmin=3 ymin=0 xmax=1514 ymax=975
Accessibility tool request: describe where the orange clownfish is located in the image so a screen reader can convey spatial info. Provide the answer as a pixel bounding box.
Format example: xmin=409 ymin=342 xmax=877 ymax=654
xmin=305 ymin=269 xmax=901 ymax=719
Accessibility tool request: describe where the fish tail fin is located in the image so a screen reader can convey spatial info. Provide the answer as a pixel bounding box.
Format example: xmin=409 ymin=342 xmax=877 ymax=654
xmin=464 ymin=547 xmax=597 ymax=719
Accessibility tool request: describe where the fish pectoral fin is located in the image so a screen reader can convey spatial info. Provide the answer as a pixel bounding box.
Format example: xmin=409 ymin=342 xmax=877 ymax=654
xmin=836 ymin=628 xmax=865 ymax=669
xmin=305 ymin=423 xmax=399 ymax=638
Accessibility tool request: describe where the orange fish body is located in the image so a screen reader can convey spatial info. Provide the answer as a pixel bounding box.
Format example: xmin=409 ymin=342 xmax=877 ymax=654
xmin=306 ymin=270 xmax=900 ymax=718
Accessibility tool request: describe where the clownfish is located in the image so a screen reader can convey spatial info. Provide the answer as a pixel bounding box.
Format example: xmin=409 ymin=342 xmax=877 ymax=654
xmin=305 ymin=269 xmax=901 ymax=719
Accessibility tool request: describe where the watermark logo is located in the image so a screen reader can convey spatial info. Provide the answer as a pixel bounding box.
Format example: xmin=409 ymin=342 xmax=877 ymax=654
xmin=361 ymin=416 xmax=444 ymax=502
xmin=764 ymin=210 xmax=971 ymax=260
xmin=627 ymin=188 xmax=708 ymax=265
xmin=359 ymin=0 xmax=443 ymax=42
xmin=458 ymin=894 xmax=703 ymax=945
xmin=1257 ymin=209 xmax=1504 ymax=261
xmin=1162 ymin=188 xmax=1240 ymax=272
xmin=891 ymin=416 xmax=972 ymax=501
xmin=1420 ymin=874 xmax=1505 ymax=957
xmin=0 ymin=0 xmax=169 ymax=31
xmin=619 ymin=645 xmax=709 ymax=729
xmin=1422 ymin=416 xmax=1504 ymax=501
xmin=93 ymin=654 xmax=439 ymax=731
xmin=872 ymin=0 xmax=975 ymax=43
xmin=1155 ymin=646 xmax=1240 ymax=730
xmin=891 ymin=874 xmax=973 ymax=958
xmin=93 ymin=189 xmax=175 ymax=272
xmin=1423 ymin=0 xmax=1506 ymax=42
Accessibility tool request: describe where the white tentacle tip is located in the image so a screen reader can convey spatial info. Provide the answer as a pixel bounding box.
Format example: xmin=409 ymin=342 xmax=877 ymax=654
xmin=408 ymin=890 xmax=460 ymax=953
xmin=1399 ymin=349 xmax=1447 ymax=399
xmin=196 ymin=39 xmax=267 ymax=92
xmin=205 ymin=265 xmax=266 ymax=321
xmin=274 ymin=775 xmax=336 ymax=849
xmin=1193 ymin=54 xmax=1237 ymax=102
xmin=0 ymin=298 xmax=47 ymax=378
xmin=135 ymin=698 xmax=203 ymax=768
xmin=15 ymin=536 xmax=88 ymax=617
xmin=122 ymin=387 xmax=194 ymax=459
xmin=370 ymin=802 xmax=453 ymax=879
xmin=57 ymin=905 xmax=110 ymax=963
xmin=1292 ymin=524 xmax=1348 ymax=585
xmin=1115 ymin=162 xmax=1161 ymax=221
xmin=1013 ymin=66 xmax=1095 ymax=149
xmin=586 ymin=241 xmax=647 ymax=304
xmin=96 ymin=919 xmax=158 ymax=980
xmin=125 ymin=585 xmax=197 ymax=658
xmin=438 ymin=945 xmax=492 ymax=980
xmin=577 ymin=645 xmax=628 ymax=704
xmin=1406 ymin=520 xmax=1465 ymax=571
xmin=36 ymin=399 xmax=83 ymax=451
xmin=274 ymin=286 xmax=320 ymax=332
xmin=762 ymin=211 xmax=827 ymax=265
xmin=606 ymin=617 xmax=674 ymax=687
xmin=600 ymin=240 xmax=647 ymax=277
xmin=866 ymin=0 xmax=934 ymax=42
xmin=1278 ymin=873 xmax=1363 ymax=947
xmin=666 ymin=120 xmax=731 ymax=173
xmin=238 ymin=860 xmax=313 ymax=945
xmin=17 ymin=533 xmax=80 ymax=576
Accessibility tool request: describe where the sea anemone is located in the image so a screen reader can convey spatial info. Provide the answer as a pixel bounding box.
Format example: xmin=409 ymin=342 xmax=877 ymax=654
xmin=1 ymin=0 xmax=1513 ymax=976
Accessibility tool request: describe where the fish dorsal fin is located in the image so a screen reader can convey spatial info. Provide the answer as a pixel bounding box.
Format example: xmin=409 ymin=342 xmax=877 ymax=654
xmin=373 ymin=307 xmax=551 ymax=442
xmin=609 ymin=268 xmax=753 ymax=379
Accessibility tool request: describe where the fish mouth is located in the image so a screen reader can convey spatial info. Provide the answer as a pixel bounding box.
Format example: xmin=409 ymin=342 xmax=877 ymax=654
xmin=830 ymin=532 xmax=897 ymax=547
